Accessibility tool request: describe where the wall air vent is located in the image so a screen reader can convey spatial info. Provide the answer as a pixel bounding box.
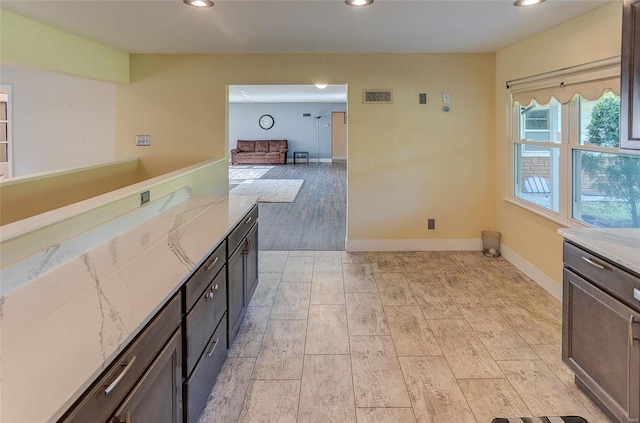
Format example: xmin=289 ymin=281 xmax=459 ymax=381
xmin=362 ymin=89 xmax=393 ymax=104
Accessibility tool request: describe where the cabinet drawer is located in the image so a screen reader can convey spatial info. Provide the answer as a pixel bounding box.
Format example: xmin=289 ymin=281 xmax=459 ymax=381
xmin=228 ymin=205 xmax=258 ymax=256
xmin=564 ymin=241 xmax=640 ymax=309
xmin=184 ymin=314 xmax=228 ymax=423
xmin=184 ymin=240 xmax=226 ymax=313
xmin=185 ymin=268 xmax=227 ymax=376
xmin=60 ymin=294 xmax=181 ymax=423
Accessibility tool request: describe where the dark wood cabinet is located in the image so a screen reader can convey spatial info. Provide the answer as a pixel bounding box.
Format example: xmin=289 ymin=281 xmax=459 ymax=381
xmin=563 ymin=241 xmax=640 ymax=423
xmin=111 ymin=330 xmax=183 ymax=423
xmin=60 ymin=294 xmax=181 ymax=423
xmin=245 ymin=222 xmax=259 ymax=305
xmin=183 ymin=315 xmax=228 ymax=423
xmin=182 ymin=245 xmax=228 ymax=423
xmin=226 ymin=205 xmax=259 ymax=346
xmin=621 ymin=0 xmax=640 ymax=152
xmin=228 ymin=243 xmax=246 ymax=344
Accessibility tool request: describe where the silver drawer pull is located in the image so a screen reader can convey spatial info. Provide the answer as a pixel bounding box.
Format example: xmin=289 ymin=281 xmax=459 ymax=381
xmin=630 ymin=316 xmax=640 ymax=347
xmin=204 ymin=256 xmax=219 ymax=271
xmin=634 ymin=288 xmax=640 ymax=302
xmin=206 ymin=337 xmax=219 ymax=357
xmin=104 ymin=356 xmax=136 ymax=395
xmin=244 ymin=216 xmax=252 ymax=225
xmin=581 ymin=256 xmax=606 ymax=270
xmin=204 ymin=284 xmax=219 ymax=300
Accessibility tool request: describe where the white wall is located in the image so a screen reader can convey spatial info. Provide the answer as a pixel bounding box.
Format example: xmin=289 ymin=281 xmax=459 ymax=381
xmin=229 ymin=102 xmax=346 ymax=160
xmin=1 ymin=64 xmax=116 ymax=176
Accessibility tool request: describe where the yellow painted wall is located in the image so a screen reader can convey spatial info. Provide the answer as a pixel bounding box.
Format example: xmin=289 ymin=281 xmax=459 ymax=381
xmin=0 ymin=9 xmax=129 ymax=83
xmin=494 ymin=3 xmax=623 ymax=284
xmin=0 ymin=159 xmax=141 ymax=225
xmin=118 ymin=53 xmax=496 ymax=244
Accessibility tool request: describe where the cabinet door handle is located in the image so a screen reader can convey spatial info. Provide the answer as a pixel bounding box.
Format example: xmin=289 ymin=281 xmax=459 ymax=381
xmin=244 ymin=216 xmax=252 ymax=225
xmin=104 ymin=356 xmax=136 ymax=395
xmin=634 ymin=288 xmax=640 ymax=302
xmin=245 ymin=238 xmax=252 ymax=254
xmin=204 ymin=256 xmax=219 ymax=271
xmin=206 ymin=337 xmax=219 ymax=357
xmin=630 ymin=316 xmax=640 ymax=347
xmin=204 ymin=284 xmax=219 ymax=300
xmin=581 ymin=256 xmax=606 ymax=270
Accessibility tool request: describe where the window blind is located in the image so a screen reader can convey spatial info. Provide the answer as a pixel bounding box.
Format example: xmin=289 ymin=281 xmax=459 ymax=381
xmin=508 ymin=56 xmax=621 ymax=106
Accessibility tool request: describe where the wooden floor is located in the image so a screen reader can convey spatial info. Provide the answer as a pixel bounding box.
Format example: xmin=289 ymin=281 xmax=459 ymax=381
xmin=232 ymin=162 xmax=346 ymax=251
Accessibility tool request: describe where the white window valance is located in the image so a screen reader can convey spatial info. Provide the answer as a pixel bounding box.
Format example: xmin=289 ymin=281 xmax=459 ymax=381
xmin=508 ymin=56 xmax=621 ymax=106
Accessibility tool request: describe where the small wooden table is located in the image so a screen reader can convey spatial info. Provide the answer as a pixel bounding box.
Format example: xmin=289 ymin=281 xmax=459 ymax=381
xmin=293 ymin=151 xmax=310 ymax=165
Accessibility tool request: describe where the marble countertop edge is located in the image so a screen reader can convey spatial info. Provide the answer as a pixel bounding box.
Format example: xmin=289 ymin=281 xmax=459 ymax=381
xmin=558 ymin=228 xmax=640 ymax=275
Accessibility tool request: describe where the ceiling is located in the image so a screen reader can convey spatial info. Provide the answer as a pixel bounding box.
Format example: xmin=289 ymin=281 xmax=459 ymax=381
xmin=2 ymin=0 xmax=616 ymax=55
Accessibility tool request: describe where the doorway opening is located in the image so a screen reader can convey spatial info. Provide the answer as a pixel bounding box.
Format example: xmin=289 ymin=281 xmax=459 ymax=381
xmin=227 ymin=84 xmax=348 ymax=251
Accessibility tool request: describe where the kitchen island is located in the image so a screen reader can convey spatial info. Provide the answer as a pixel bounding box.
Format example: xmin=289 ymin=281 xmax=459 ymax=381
xmin=1 ymin=189 xmax=257 ymax=422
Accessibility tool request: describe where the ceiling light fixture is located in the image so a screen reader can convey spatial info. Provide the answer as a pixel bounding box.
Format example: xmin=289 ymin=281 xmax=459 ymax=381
xmin=184 ymin=0 xmax=214 ymax=8
xmin=513 ymin=0 xmax=545 ymax=6
xmin=315 ymin=83 xmax=328 ymax=89
xmin=345 ymin=0 xmax=373 ymax=6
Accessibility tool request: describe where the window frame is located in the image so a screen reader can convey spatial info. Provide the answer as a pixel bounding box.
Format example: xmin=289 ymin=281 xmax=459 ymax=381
xmin=508 ymin=91 xmax=629 ymax=229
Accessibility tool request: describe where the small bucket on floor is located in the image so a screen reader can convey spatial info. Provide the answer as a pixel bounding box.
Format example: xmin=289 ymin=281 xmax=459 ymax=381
xmin=481 ymin=230 xmax=501 ymax=258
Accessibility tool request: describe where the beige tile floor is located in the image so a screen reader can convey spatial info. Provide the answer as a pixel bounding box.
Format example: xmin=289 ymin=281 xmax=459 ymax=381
xmin=199 ymin=251 xmax=614 ymax=423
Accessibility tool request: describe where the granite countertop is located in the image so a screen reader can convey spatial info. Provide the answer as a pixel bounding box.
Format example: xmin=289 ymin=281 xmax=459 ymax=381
xmin=0 ymin=194 xmax=258 ymax=423
xmin=558 ymin=228 xmax=640 ymax=275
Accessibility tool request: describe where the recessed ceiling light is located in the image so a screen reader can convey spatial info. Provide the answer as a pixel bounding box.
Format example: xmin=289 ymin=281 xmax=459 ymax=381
xmin=184 ymin=0 xmax=214 ymax=8
xmin=345 ymin=0 xmax=373 ymax=6
xmin=315 ymin=83 xmax=328 ymax=89
xmin=513 ymin=0 xmax=545 ymax=6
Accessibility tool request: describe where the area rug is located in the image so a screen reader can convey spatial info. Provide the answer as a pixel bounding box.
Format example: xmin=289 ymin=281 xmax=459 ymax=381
xmin=229 ymin=179 xmax=304 ymax=203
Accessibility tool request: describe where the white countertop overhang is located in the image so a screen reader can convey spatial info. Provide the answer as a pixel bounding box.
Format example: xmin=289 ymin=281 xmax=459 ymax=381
xmin=557 ymin=228 xmax=640 ymax=275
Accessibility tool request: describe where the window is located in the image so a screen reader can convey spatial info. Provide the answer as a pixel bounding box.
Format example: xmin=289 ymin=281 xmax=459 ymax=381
xmin=508 ymin=58 xmax=640 ymax=229
xmin=0 ymin=86 xmax=10 ymax=178
xmin=572 ymin=94 xmax=640 ymax=228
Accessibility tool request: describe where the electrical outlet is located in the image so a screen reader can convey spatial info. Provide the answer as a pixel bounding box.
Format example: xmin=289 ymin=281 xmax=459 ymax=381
xmin=136 ymin=135 xmax=151 ymax=146
xmin=427 ymin=219 xmax=435 ymax=230
xmin=140 ymin=190 xmax=150 ymax=205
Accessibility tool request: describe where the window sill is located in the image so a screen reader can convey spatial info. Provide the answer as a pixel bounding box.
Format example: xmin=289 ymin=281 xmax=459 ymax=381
xmin=502 ymin=196 xmax=589 ymax=229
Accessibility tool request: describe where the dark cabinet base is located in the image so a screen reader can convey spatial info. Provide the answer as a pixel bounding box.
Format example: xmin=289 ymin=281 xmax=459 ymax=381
xmin=563 ymin=241 xmax=640 ymax=423
xmin=183 ymin=314 xmax=228 ymax=423
xmin=112 ymin=329 xmax=183 ymax=423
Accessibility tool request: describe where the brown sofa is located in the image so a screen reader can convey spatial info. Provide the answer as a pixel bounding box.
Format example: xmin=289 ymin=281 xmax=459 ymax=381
xmin=231 ymin=140 xmax=288 ymax=165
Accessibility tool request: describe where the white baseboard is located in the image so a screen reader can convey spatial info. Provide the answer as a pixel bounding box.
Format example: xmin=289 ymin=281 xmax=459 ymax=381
xmin=500 ymin=244 xmax=562 ymax=301
xmin=344 ymin=237 xmax=562 ymax=302
xmin=345 ymin=238 xmax=482 ymax=252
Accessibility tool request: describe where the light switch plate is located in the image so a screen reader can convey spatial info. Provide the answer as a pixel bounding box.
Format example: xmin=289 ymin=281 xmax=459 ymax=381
xmin=136 ymin=135 xmax=151 ymax=146
xmin=442 ymin=92 xmax=450 ymax=103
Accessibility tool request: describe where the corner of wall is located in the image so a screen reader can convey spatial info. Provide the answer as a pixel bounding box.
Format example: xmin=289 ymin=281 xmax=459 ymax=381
xmin=0 ymin=10 xmax=130 ymax=84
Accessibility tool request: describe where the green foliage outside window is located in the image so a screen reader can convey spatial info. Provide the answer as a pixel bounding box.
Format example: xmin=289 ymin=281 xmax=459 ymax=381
xmin=583 ymin=92 xmax=640 ymax=227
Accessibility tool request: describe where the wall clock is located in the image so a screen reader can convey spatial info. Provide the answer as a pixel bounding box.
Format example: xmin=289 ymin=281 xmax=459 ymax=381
xmin=259 ymin=114 xmax=274 ymax=130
